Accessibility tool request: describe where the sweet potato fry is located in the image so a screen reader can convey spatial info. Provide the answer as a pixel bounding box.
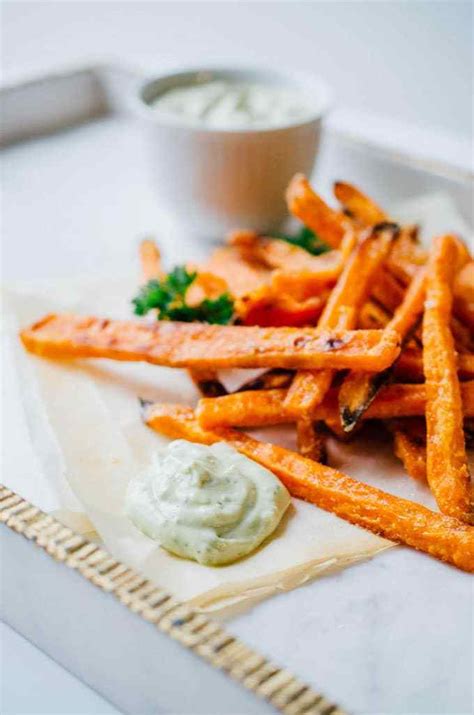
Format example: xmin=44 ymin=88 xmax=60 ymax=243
xmin=188 ymin=368 xmax=227 ymax=397
xmin=297 ymin=419 xmax=327 ymax=463
xmin=339 ymin=267 xmax=426 ymax=431
xmin=144 ymin=404 xmax=474 ymax=572
xmin=454 ymin=261 xmax=474 ymax=331
xmin=370 ymin=267 xmax=405 ymax=313
xmin=229 ymin=231 xmax=334 ymax=273
xmin=285 ymin=223 xmax=399 ymax=416
xmin=20 ymin=315 xmax=401 ymax=371
xmin=385 ymin=226 xmax=427 ymax=283
xmin=395 ymin=348 xmax=474 ymax=382
xmin=235 ymin=285 xmax=324 ymax=327
xmin=286 ymin=174 xmax=346 ymax=248
xmin=358 ymin=301 xmax=391 ymax=330
xmin=423 ymin=234 xmax=472 ymax=523
xmin=390 ymin=419 xmax=427 ymax=483
xmin=237 ymin=368 xmax=294 ymax=392
xmin=201 ymin=246 xmax=271 ymax=297
xmin=334 ymin=181 xmax=387 ymax=227
xmin=196 ymin=382 xmax=474 ymax=429
xmin=139 ymin=238 xmax=163 ymax=281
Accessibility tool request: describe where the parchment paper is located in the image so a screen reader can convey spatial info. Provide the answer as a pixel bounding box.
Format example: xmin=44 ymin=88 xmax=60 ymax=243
xmin=3 ymin=193 xmax=470 ymax=614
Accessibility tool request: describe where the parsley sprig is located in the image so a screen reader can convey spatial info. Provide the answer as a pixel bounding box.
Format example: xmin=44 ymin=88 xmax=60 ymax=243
xmin=132 ymin=266 xmax=234 ymax=324
xmin=275 ymin=226 xmax=330 ymax=255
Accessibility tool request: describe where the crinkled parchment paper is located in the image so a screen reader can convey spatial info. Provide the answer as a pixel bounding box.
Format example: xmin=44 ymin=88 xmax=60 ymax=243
xmin=3 ymin=193 xmax=470 ymax=615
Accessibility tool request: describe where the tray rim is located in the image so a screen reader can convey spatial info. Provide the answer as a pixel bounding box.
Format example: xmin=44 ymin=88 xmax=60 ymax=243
xmin=1 ymin=60 xmax=472 ymax=188
xmin=0 ymin=483 xmax=345 ymax=715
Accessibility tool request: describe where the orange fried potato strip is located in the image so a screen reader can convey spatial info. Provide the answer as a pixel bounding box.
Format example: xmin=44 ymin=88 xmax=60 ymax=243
xmin=370 ymin=267 xmax=405 ymax=313
xmin=454 ymin=261 xmax=474 ymax=331
xmin=423 ymin=234 xmax=472 ymax=524
xmin=296 ymin=419 xmax=327 ymax=463
xmin=144 ymin=403 xmax=474 ymax=572
xmin=201 ymin=246 xmax=271 ymax=297
xmin=339 ymin=267 xmax=426 ymax=432
xmin=286 ymin=174 xmax=347 ymax=248
xmin=139 ymin=238 xmax=163 ymax=281
xmin=390 ymin=419 xmax=427 ymax=483
xmin=285 ymin=223 xmax=399 ymax=416
xmin=196 ymin=382 xmax=474 ymax=429
xmin=20 ymin=315 xmax=401 ymax=371
xmin=334 ymin=181 xmax=387 ymax=227
xmin=395 ymin=348 xmax=474 ymax=382
xmin=235 ymin=286 xmax=325 ymax=327
xmin=385 ymin=226 xmax=427 ymax=283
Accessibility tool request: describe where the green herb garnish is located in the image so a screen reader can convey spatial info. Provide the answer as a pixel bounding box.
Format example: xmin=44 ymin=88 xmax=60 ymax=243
xmin=132 ymin=266 xmax=234 ymax=324
xmin=274 ymin=226 xmax=330 ymax=255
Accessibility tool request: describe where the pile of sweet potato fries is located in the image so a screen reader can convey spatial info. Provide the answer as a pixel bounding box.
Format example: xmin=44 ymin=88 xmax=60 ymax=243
xmin=20 ymin=175 xmax=474 ymax=572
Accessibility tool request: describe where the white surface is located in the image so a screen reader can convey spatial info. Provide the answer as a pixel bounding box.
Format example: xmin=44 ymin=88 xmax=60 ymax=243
xmin=0 ymin=623 xmax=120 ymax=715
xmin=1 ymin=3 xmax=473 ymax=714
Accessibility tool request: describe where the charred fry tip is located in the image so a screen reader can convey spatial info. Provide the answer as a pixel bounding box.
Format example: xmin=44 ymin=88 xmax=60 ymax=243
xmin=372 ymin=221 xmax=400 ymax=235
xmin=340 ymin=406 xmax=362 ymax=433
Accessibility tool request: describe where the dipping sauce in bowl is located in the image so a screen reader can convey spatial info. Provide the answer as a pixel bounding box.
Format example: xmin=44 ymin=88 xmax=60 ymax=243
xmin=136 ymin=67 xmax=332 ymax=237
xmin=150 ymin=79 xmax=314 ymax=130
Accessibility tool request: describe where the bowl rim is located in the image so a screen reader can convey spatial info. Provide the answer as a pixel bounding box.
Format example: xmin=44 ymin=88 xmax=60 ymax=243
xmin=132 ymin=64 xmax=334 ymax=135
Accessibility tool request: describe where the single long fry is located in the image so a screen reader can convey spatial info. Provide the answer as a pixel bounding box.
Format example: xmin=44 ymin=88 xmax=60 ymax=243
xmin=296 ymin=419 xmax=327 ymax=463
xmin=144 ymin=404 xmax=474 ymax=573
xmin=286 ymin=174 xmax=346 ymax=248
xmin=390 ymin=419 xmax=427 ymax=483
xmin=196 ymin=382 xmax=474 ymax=429
xmin=334 ymin=181 xmax=387 ymax=227
xmin=20 ymin=314 xmax=401 ymax=371
xmin=339 ymin=267 xmax=426 ymax=432
xmin=139 ymin=238 xmax=163 ymax=281
xmin=423 ymin=234 xmax=472 ymax=524
xmin=285 ymin=223 xmax=399 ymax=416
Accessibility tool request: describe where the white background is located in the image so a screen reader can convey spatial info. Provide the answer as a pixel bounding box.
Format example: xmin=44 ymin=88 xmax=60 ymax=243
xmin=1 ymin=2 xmax=472 ymax=714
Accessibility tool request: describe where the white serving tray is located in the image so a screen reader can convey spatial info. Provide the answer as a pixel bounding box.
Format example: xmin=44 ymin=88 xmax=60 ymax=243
xmin=2 ymin=63 xmax=473 ymax=715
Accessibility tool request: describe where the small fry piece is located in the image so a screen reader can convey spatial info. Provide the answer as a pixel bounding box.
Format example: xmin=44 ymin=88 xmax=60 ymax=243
xmin=202 ymin=246 xmax=271 ymax=297
xmin=386 ymin=226 xmax=427 ymax=283
xmin=453 ymin=261 xmax=474 ymax=331
xmin=229 ymin=232 xmax=334 ymax=272
xmin=423 ymin=234 xmax=472 ymax=524
xmin=196 ymin=382 xmax=474 ymax=429
xmin=395 ymin=348 xmax=474 ymax=382
xmin=358 ymin=301 xmax=391 ymax=330
xmin=297 ymin=419 xmax=327 ymax=463
xmin=390 ymin=419 xmax=427 ymax=483
xmin=371 ymin=268 xmax=405 ymax=313
xmin=235 ymin=285 xmax=324 ymax=327
xmin=20 ymin=315 xmax=401 ymax=371
xmin=285 ymin=223 xmax=399 ymax=416
xmin=286 ymin=174 xmax=346 ymax=248
xmin=339 ymin=267 xmax=426 ymax=432
xmin=139 ymin=238 xmax=163 ymax=281
xmin=144 ymin=404 xmax=474 ymax=573
xmin=334 ymin=181 xmax=387 ymax=227
xmin=188 ymin=368 xmax=227 ymax=397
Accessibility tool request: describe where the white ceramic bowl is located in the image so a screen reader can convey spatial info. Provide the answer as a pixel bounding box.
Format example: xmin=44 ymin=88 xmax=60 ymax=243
xmin=135 ymin=67 xmax=332 ymax=238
